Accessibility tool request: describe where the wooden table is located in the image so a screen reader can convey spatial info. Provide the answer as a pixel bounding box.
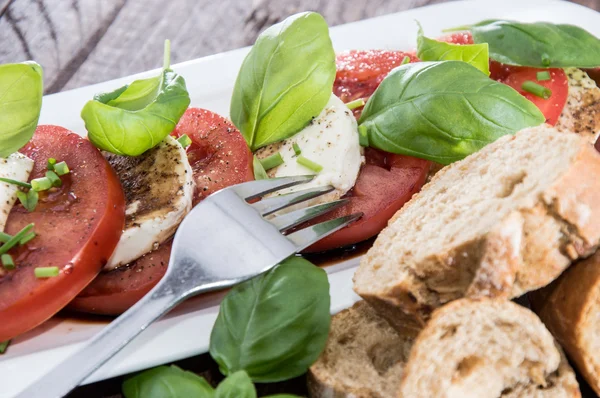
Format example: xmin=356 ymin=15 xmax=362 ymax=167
xmin=2 ymin=0 xmax=600 ymax=396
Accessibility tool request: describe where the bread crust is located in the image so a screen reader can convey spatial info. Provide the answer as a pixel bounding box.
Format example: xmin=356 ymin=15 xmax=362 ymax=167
xmin=355 ymin=131 xmax=600 ymax=329
xmin=530 ymin=251 xmax=600 ymax=395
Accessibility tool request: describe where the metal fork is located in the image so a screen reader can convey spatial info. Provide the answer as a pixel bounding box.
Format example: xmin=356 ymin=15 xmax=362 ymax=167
xmin=17 ymin=176 xmax=361 ymax=398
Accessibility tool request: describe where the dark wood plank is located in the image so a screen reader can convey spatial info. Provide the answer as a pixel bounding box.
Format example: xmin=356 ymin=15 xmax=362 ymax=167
xmin=61 ymin=0 xmax=444 ymax=92
xmin=0 ymin=0 xmax=126 ymax=93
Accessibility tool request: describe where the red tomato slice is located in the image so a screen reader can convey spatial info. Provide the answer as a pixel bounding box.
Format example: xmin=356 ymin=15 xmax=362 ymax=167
xmin=172 ymin=108 xmax=254 ymax=204
xmin=71 ymin=109 xmax=254 ymax=315
xmin=304 ymin=148 xmax=429 ymax=253
xmin=70 ymin=242 xmax=171 ymax=315
xmin=0 ymin=126 xmax=125 ymax=340
xmin=439 ymin=31 xmax=569 ymax=125
xmin=334 ymin=50 xmax=419 ymax=117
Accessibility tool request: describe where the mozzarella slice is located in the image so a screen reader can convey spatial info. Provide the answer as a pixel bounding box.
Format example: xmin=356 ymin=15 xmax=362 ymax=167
xmin=258 ymin=94 xmax=364 ymax=207
xmin=556 ymin=67 xmax=600 ymax=144
xmin=0 ymin=153 xmax=34 ymax=232
xmin=104 ymin=136 xmax=194 ymax=270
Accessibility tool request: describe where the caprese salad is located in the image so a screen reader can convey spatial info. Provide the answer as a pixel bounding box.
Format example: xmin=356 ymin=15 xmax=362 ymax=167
xmin=1 ymin=13 xmax=599 ymax=360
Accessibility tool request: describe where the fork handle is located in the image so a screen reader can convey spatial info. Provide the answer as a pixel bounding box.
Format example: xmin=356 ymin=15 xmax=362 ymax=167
xmin=16 ymin=283 xmax=187 ymax=398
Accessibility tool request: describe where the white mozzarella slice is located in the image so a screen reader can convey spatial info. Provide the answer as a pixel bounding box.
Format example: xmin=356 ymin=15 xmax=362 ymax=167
xmin=104 ymin=135 xmax=194 ymax=270
xmin=259 ymin=94 xmax=364 ymax=207
xmin=0 ymin=153 xmax=34 ymax=232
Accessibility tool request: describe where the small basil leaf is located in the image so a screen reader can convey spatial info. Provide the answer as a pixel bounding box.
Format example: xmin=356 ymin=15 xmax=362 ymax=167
xmin=230 ymin=12 xmax=336 ymax=151
xmin=104 ymin=76 xmax=162 ymax=111
xmin=122 ymin=365 xmax=214 ymax=398
xmin=0 ymin=62 xmax=43 ymax=158
xmin=470 ymin=20 xmax=600 ymax=68
xmin=253 ymin=155 xmax=268 ymax=180
xmin=417 ymin=23 xmax=489 ymax=75
xmin=214 ymin=371 xmax=256 ymax=398
xmin=359 ymin=61 xmax=545 ymax=165
xmin=210 ymin=257 xmax=331 ymax=382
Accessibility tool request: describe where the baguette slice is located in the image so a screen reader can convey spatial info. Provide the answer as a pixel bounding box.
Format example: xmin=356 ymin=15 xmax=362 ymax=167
xmin=308 ymin=301 xmax=414 ymax=398
xmin=530 ymin=250 xmax=600 ymax=395
xmin=354 ymin=125 xmax=600 ymax=333
xmin=399 ymin=299 xmax=580 ymax=398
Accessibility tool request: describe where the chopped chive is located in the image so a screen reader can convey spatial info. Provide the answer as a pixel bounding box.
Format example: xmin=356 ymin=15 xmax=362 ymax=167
xmin=541 ymin=53 xmax=551 ymax=67
xmin=53 ymin=161 xmax=69 ymax=176
xmin=292 ymin=143 xmax=302 ymax=156
xmin=45 ymin=171 xmax=62 ymax=188
xmin=0 ymin=232 xmax=11 ymax=244
xmin=19 ymin=231 xmax=36 ymax=245
xmin=522 ymin=80 xmax=552 ymax=99
xmin=346 ymin=98 xmax=365 ymax=110
xmin=253 ymin=155 xmax=268 ymax=180
xmin=0 ymin=177 xmax=32 ymax=189
xmin=401 ymin=55 xmax=411 ymax=65
xmin=17 ymin=189 xmax=38 ymax=212
xmin=358 ymin=125 xmax=369 ymax=147
xmin=1 ymin=254 xmax=14 ymax=269
xmin=177 ymin=134 xmax=192 ymax=148
xmin=259 ymin=152 xmax=284 ymax=171
xmin=296 ymin=155 xmax=323 ymax=173
xmin=537 ymin=71 xmax=551 ymax=81
xmin=0 ymin=224 xmax=34 ymax=255
xmin=31 ymin=177 xmax=52 ymax=192
xmin=0 ymin=340 xmax=9 ymax=354
xmin=35 ymin=266 xmax=59 ymax=278
xmin=47 ymin=158 xmax=57 ymax=170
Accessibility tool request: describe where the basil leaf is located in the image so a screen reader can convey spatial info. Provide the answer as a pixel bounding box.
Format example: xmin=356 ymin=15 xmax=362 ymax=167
xmin=253 ymin=155 xmax=268 ymax=180
xmin=264 ymin=395 xmax=302 ymax=398
xmin=0 ymin=62 xmax=43 ymax=158
xmin=470 ymin=20 xmax=600 ymax=68
xmin=230 ymin=12 xmax=336 ymax=151
xmin=122 ymin=365 xmax=214 ymax=398
xmin=214 ymin=371 xmax=256 ymax=398
xmin=417 ymin=23 xmax=489 ymax=75
xmin=359 ymin=61 xmax=545 ymax=165
xmin=210 ymin=257 xmax=331 ymax=382
xmin=81 ymin=43 xmax=190 ymax=156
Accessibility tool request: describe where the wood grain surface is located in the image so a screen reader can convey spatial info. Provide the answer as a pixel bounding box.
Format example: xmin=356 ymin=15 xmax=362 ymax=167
xmin=2 ymin=0 xmax=600 ymax=397
xmin=0 ymin=0 xmax=596 ymax=95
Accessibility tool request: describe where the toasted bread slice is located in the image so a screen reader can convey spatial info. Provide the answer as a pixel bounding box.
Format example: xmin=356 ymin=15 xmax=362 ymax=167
xmin=399 ymin=299 xmax=580 ymax=398
xmin=354 ymin=125 xmax=600 ymax=333
xmin=308 ymin=301 xmax=414 ymax=398
xmin=556 ymin=68 xmax=600 ymax=144
xmin=530 ymin=250 xmax=600 ymax=396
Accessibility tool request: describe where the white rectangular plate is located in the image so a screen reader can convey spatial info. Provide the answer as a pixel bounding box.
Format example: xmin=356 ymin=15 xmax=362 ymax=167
xmin=2 ymin=1 xmax=600 ymax=396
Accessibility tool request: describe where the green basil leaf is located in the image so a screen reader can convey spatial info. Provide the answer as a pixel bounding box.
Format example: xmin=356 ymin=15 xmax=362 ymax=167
xmin=81 ymin=43 xmax=190 ymax=157
xmin=263 ymin=395 xmax=302 ymax=398
xmin=210 ymin=257 xmax=331 ymax=382
xmin=417 ymin=23 xmax=489 ymax=75
xmin=122 ymin=365 xmax=214 ymax=398
xmin=358 ymin=61 xmax=545 ymax=165
xmin=0 ymin=62 xmax=43 ymax=158
xmin=214 ymin=371 xmax=256 ymax=398
xmin=253 ymin=155 xmax=269 ymax=180
xmin=470 ymin=20 xmax=600 ymax=68
xmin=230 ymin=12 xmax=336 ymax=151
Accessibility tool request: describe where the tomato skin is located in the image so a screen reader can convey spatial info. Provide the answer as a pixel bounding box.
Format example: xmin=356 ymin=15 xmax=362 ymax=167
xmin=0 ymin=126 xmax=125 ymax=340
xmin=72 ymin=109 xmax=254 ymax=315
xmin=70 ymin=242 xmax=171 ymax=315
xmin=304 ymin=149 xmax=429 ymax=253
xmin=334 ymin=50 xmax=419 ymax=117
xmin=172 ymin=108 xmax=254 ymax=204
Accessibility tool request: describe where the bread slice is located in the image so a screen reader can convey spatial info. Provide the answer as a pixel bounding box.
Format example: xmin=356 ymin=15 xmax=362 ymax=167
xmin=530 ymin=250 xmax=600 ymax=395
xmin=556 ymin=68 xmax=600 ymax=144
xmin=399 ymin=299 xmax=580 ymax=398
xmin=308 ymin=301 xmax=414 ymax=398
xmin=353 ymin=125 xmax=600 ymax=333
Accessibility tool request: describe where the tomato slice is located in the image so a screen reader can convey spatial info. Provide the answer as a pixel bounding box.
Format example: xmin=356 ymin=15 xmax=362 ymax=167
xmin=71 ymin=109 xmax=254 ymax=315
xmin=172 ymin=108 xmax=254 ymax=204
xmin=0 ymin=126 xmax=125 ymax=340
xmin=334 ymin=50 xmax=419 ymax=117
xmin=439 ymin=32 xmax=569 ymax=125
xmin=70 ymin=242 xmax=171 ymax=315
xmin=304 ymin=148 xmax=429 ymax=253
